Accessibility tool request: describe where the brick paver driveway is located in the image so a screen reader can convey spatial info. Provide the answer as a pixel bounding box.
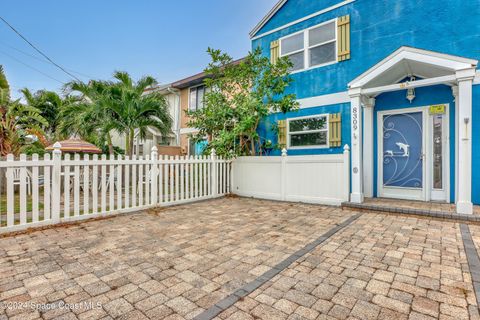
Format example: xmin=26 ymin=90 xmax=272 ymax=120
xmin=0 ymin=197 xmax=479 ymax=320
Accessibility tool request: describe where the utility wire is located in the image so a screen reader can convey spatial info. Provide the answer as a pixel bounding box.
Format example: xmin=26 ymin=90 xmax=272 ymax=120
xmin=0 ymin=15 xmax=82 ymax=82
xmin=0 ymin=49 xmax=65 ymax=84
xmin=0 ymin=41 xmax=95 ymax=79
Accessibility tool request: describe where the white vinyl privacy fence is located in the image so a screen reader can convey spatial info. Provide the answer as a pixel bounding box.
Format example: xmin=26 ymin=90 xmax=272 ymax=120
xmin=0 ymin=146 xmax=231 ymax=233
xmin=231 ymin=146 xmax=350 ymax=206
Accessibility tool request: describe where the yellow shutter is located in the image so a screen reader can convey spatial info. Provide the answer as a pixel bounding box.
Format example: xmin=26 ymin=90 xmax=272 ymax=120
xmin=337 ymin=15 xmax=351 ymax=61
xmin=329 ymin=113 xmax=342 ymax=147
xmin=270 ymin=40 xmax=280 ymax=64
xmin=277 ymin=120 xmax=287 ymax=146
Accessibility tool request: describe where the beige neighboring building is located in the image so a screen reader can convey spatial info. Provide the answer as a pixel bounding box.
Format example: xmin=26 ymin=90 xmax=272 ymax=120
xmin=171 ymin=57 xmax=245 ymax=156
xmin=171 ymin=71 xmax=209 ymax=156
xmin=113 ymin=58 xmax=246 ymax=156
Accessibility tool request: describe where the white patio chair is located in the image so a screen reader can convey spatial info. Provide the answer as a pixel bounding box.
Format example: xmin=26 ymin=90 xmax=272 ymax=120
xmin=10 ymin=168 xmax=32 ymax=195
xmin=137 ymin=169 xmax=159 ymax=194
xmin=105 ymin=166 xmax=120 ymax=190
xmin=79 ymin=168 xmax=93 ymax=192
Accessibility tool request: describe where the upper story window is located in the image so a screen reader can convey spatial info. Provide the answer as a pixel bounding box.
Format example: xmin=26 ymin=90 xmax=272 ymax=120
xmin=280 ymin=19 xmax=337 ymax=72
xmin=287 ymin=115 xmax=328 ymax=149
xmin=189 ymin=85 xmax=206 ymax=111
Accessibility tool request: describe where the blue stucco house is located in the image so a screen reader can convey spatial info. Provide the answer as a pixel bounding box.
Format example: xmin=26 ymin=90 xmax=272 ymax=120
xmin=251 ymin=0 xmax=480 ymax=214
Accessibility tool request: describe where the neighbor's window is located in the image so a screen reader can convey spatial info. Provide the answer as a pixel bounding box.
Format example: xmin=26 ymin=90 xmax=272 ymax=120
xmin=288 ymin=115 xmax=328 ymax=148
xmin=189 ymin=85 xmax=206 ymax=111
xmin=280 ymin=20 xmax=336 ymax=72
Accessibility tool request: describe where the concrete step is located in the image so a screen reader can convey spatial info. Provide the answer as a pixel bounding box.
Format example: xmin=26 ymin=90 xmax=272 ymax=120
xmin=341 ymin=201 xmax=480 ymax=223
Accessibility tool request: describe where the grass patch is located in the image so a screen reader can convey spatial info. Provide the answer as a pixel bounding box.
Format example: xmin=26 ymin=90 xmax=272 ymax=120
xmin=0 ymin=193 xmax=44 ymax=213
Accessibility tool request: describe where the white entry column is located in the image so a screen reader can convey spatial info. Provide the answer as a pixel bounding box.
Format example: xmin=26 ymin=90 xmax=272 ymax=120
xmin=349 ymin=88 xmax=364 ymax=203
xmin=362 ymin=97 xmax=375 ymax=198
xmin=456 ymin=68 xmax=475 ymax=214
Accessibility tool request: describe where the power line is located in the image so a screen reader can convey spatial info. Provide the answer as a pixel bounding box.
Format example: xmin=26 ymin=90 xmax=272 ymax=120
xmin=0 ymin=15 xmax=82 ymax=82
xmin=0 ymin=41 xmax=95 ymax=79
xmin=0 ymin=49 xmax=65 ymax=84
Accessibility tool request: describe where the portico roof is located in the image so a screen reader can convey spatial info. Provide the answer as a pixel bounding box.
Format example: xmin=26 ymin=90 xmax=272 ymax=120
xmin=348 ymin=46 xmax=478 ymax=90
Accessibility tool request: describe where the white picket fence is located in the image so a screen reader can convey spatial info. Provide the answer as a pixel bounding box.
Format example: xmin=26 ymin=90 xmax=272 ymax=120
xmin=0 ymin=146 xmax=231 ymax=233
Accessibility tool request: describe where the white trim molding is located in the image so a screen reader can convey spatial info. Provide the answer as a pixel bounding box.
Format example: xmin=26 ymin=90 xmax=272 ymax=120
xmin=180 ymin=128 xmax=199 ymax=135
xmin=362 ymin=97 xmax=375 ymax=198
xmin=250 ymin=0 xmax=355 ymax=40
xmin=456 ymin=68 xmax=475 ymax=214
xmin=349 ymin=46 xmax=478 ymax=89
xmin=297 ymin=91 xmax=350 ymax=109
xmin=349 ymin=87 xmax=363 ymax=203
xmin=474 ymin=70 xmax=480 ymax=84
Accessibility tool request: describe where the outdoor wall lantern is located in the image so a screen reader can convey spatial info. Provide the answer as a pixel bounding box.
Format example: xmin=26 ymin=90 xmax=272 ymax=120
xmin=406 ymin=76 xmax=416 ymax=103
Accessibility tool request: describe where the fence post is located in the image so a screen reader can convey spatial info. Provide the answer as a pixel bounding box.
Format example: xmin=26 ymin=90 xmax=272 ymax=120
xmin=150 ymin=146 xmax=158 ymax=205
xmin=281 ymin=148 xmax=287 ymax=201
xmin=51 ymin=142 xmax=62 ymax=223
xmin=211 ymin=148 xmax=217 ymax=197
xmin=230 ymin=155 xmax=235 ymax=194
xmin=6 ymin=154 xmax=14 ymax=227
xmin=343 ymin=144 xmax=350 ymax=202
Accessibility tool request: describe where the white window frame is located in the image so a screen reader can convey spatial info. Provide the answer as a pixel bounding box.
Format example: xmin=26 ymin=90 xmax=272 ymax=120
xmin=188 ymin=84 xmax=206 ymax=111
xmin=279 ymin=18 xmax=338 ymax=74
xmin=287 ymin=114 xmax=330 ymax=149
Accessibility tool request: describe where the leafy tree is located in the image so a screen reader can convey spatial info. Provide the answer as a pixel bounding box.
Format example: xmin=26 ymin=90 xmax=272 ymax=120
xmin=187 ymin=48 xmax=298 ymax=157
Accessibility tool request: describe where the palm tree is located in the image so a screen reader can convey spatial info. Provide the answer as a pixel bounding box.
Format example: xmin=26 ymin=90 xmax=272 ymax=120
xmin=0 ymin=66 xmax=9 ymax=107
xmin=58 ymin=80 xmax=117 ymax=153
xmin=21 ymin=88 xmax=78 ymax=143
xmin=106 ymin=71 xmax=172 ymax=156
xmin=63 ymin=71 xmax=172 ymax=156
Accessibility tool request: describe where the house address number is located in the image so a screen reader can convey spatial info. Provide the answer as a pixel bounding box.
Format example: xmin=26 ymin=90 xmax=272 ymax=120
xmin=352 ymin=106 xmax=358 ymax=131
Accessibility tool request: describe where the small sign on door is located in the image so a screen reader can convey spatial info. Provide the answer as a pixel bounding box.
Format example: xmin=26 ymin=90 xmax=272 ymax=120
xmin=429 ymin=104 xmax=445 ymax=115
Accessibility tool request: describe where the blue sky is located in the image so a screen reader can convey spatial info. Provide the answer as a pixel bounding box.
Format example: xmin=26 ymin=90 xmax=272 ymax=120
xmin=0 ymin=0 xmax=277 ymax=99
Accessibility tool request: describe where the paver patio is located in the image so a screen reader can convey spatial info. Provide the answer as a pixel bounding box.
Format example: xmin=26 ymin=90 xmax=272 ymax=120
xmin=0 ymin=197 xmax=479 ymax=319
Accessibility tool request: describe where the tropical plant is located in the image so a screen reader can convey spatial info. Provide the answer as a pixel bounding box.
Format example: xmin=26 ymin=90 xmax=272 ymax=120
xmin=63 ymin=71 xmax=173 ymax=156
xmin=187 ymin=47 xmax=298 ymax=157
xmin=21 ymin=88 xmax=78 ymax=143
xmin=59 ymin=80 xmax=116 ymax=153
xmin=0 ymin=66 xmax=48 ymax=156
xmin=0 ymin=101 xmax=48 ymax=156
xmin=0 ymin=66 xmax=9 ymax=106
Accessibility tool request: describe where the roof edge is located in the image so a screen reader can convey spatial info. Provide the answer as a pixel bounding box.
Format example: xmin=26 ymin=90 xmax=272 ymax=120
xmin=348 ymin=46 xmax=478 ymax=88
xmin=249 ymin=0 xmax=287 ymax=38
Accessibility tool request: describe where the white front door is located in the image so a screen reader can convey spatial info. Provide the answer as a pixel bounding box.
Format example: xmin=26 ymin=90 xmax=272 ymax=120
xmin=377 ymin=105 xmax=449 ymax=202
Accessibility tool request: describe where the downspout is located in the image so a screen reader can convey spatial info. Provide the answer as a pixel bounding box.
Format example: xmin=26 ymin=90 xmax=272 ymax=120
xmin=167 ymin=87 xmax=181 ymax=146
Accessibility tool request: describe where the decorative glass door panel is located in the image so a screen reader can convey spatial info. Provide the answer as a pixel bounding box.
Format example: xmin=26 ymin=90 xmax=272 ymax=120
xmin=432 ymin=115 xmax=443 ymax=189
xmin=382 ymin=112 xmax=423 ymax=188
